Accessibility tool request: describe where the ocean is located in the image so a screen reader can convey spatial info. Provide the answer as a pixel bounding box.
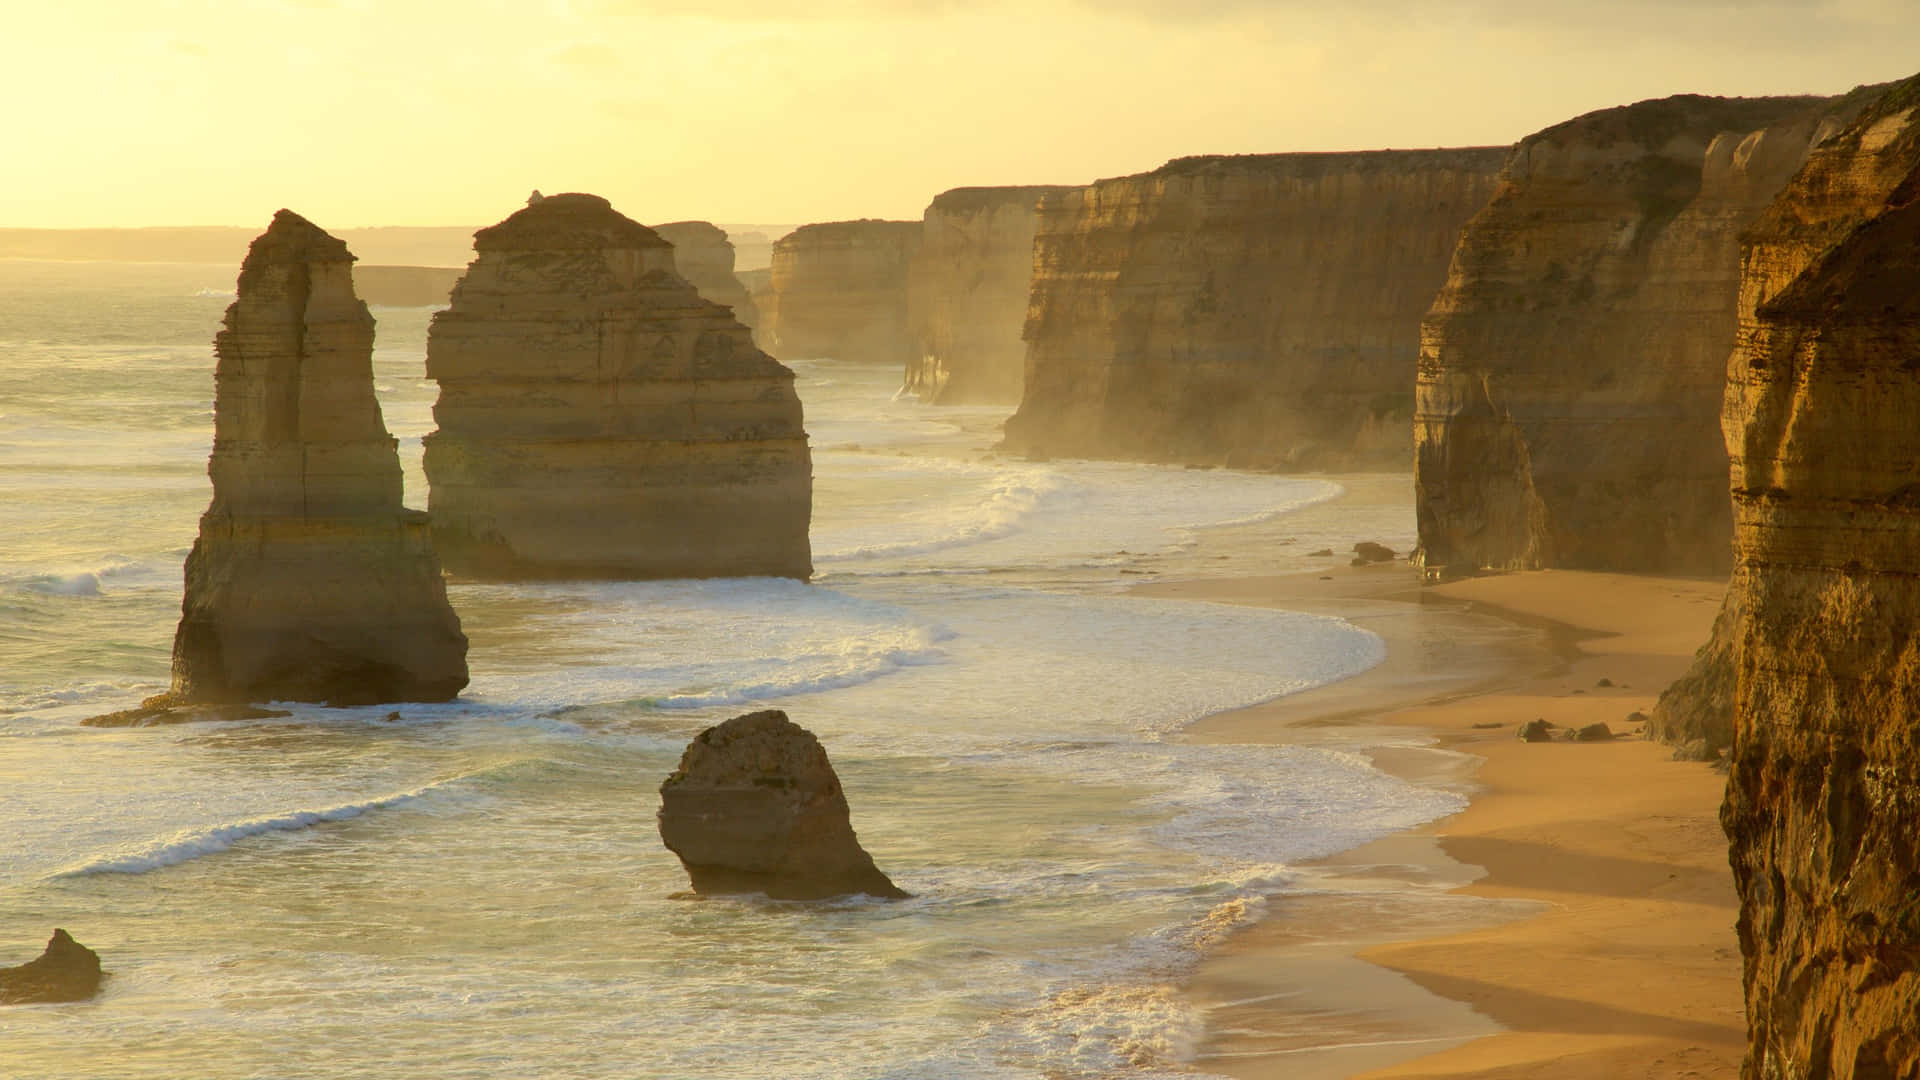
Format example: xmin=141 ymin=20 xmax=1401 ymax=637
xmin=0 ymin=259 xmax=1463 ymax=1079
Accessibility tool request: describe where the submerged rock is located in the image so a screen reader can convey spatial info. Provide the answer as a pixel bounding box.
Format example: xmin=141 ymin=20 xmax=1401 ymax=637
xmin=658 ymin=710 xmax=907 ymax=900
xmin=81 ymin=697 xmax=290 ymax=727
xmin=170 ymin=210 xmax=469 ymax=707
xmin=0 ymin=929 xmax=103 ymax=1004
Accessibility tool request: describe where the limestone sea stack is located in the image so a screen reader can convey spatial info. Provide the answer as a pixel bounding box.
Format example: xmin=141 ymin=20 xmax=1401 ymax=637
xmin=169 ymin=211 xmax=468 ymax=706
xmin=904 ymin=185 xmax=1074 ymax=404
xmin=1702 ymin=77 xmax=1920 ymax=1077
xmin=1411 ymin=91 xmax=1877 ymax=577
xmin=0 ymin=930 xmax=104 ymax=1005
xmin=1000 ymin=150 xmax=1505 ymax=468
xmin=651 ymin=220 xmax=760 ymax=339
xmin=657 ymin=710 xmax=907 ymax=900
xmin=422 ymin=194 xmax=811 ymax=580
xmin=762 ymin=220 xmax=922 ymax=365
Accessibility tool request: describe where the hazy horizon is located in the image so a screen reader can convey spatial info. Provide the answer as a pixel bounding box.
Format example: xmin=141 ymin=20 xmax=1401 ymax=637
xmin=5 ymin=0 xmax=1916 ymax=229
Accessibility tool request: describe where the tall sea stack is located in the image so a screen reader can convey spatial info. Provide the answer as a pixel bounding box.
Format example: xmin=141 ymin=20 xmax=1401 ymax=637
xmin=423 ymin=194 xmax=812 ymax=580
xmin=170 ymin=210 xmax=468 ymax=706
xmin=1000 ymin=150 xmax=1505 ymax=468
xmin=904 ymin=186 xmax=1072 ymax=404
xmin=1710 ymin=78 xmax=1920 ymax=1077
xmin=1412 ymin=92 xmax=1874 ymax=577
xmin=762 ymin=220 xmax=922 ymax=365
xmin=652 ymin=220 xmax=760 ymax=339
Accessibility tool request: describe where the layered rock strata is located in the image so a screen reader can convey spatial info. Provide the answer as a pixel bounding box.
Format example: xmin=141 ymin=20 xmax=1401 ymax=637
xmin=657 ymin=709 xmax=907 ymax=900
xmin=423 ymin=194 xmax=812 ymax=580
xmin=904 ymin=186 xmax=1073 ymax=404
xmin=1000 ymin=150 xmax=1505 ymax=467
xmin=0 ymin=930 xmax=103 ymax=1004
xmin=170 ymin=211 xmax=468 ymax=706
xmin=1412 ymin=92 xmax=1875 ymax=576
xmin=1713 ymin=78 xmax=1920 ymax=1078
xmin=763 ymin=220 xmax=922 ymax=365
xmin=652 ymin=221 xmax=760 ymax=339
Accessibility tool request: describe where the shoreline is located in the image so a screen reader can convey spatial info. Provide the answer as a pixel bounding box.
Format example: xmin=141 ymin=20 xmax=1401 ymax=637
xmin=1136 ymin=560 xmax=1742 ymax=1079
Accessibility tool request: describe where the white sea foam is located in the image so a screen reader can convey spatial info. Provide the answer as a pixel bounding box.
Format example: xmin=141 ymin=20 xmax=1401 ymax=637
xmin=815 ymin=469 xmax=1068 ymax=562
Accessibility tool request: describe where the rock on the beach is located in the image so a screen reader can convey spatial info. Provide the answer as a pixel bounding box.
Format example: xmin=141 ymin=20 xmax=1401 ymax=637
xmin=1351 ymin=542 xmax=1397 ymax=563
xmin=1572 ymin=723 xmax=1614 ymax=742
xmin=0 ymin=929 xmax=103 ymax=1005
xmin=1517 ymin=719 xmax=1554 ymax=742
xmin=657 ymin=710 xmax=907 ymax=900
xmin=169 ymin=210 xmax=470 ymax=707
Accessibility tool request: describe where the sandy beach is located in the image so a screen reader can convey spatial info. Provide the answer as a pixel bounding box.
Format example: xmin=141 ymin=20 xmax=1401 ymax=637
xmin=1140 ymin=561 xmax=1742 ymax=1079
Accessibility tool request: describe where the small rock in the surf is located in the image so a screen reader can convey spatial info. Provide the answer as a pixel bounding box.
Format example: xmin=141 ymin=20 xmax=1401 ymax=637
xmin=0 ymin=929 xmax=104 ymax=1005
xmin=1309 ymin=548 xmax=1334 ymax=557
xmin=1471 ymin=721 xmax=1504 ymax=729
xmin=1350 ymin=541 xmax=1396 ymax=563
xmin=1518 ymin=718 xmax=1555 ymax=742
xmin=1596 ymin=677 xmax=1614 ymax=687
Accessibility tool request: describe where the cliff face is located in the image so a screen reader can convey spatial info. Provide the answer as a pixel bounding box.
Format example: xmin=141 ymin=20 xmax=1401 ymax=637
xmin=652 ymin=220 xmax=760 ymax=339
xmin=423 ymin=194 xmax=812 ymax=581
xmin=1713 ymin=79 xmax=1920 ymax=1079
xmin=353 ymin=265 xmax=461 ymax=308
xmin=999 ymin=150 xmax=1504 ymax=467
xmin=1412 ymin=93 xmax=1870 ymax=576
xmin=904 ymin=186 xmax=1071 ymax=404
xmin=763 ymin=220 xmax=922 ymax=365
xmin=171 ymin=211 xmax=468 ymax=706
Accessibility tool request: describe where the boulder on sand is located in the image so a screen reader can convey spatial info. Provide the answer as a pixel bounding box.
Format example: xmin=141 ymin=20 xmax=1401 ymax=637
xmin=0 ymin=929 xmax=103 ymax=1005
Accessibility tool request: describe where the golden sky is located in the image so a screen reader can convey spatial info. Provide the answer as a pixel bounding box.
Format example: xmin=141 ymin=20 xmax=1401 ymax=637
xmin=3 ymin=0 xmax=1913 ymax=227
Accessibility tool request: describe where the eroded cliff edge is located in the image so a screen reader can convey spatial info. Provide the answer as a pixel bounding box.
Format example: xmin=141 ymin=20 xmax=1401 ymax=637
xmin=1000 ymin=149 xmax=1504 ymax=467
xmin=1711 ymin=78 xmax=1920 ymax=1077
xmin=171 ymin=210 xmax=469 ymax=705
xmin=1412 ymin=92 xmax=1873 ymax=577
xmin=763 ymin=220 xmax=922 ymax=365
xmin=904 ymin=186 xmax=1072 ymax=404
xmin=423 ymin=194 xmax=812 ymax=580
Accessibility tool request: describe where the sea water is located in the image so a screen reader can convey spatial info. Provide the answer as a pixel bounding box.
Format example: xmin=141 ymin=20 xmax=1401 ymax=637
xmin=0 ymin=260 xmax=1459 ymax=1079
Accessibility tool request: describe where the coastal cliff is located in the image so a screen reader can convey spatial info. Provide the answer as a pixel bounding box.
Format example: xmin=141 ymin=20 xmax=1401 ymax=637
xmin=652 ymin=220 xmax=760 ymax=339
xmin=1412 ymin=93 xmax=1869 ymax=576
xmin=171 ymin=211 xmax=468 ymax=706
xmin=762 ymin=220 xmax=921 ymax=365
xmin=1712 ymin=78 xmax=1920 ymax=1077
xmin=904 ymin=186 xmax=1071 ymax=404
xmin=1000 ymin=150 xmax=1504 ymax=467
xmin=423 ymin=194 xmax=812 ymax=580
xmin=353 ymin=265 xmax=461 ymax=308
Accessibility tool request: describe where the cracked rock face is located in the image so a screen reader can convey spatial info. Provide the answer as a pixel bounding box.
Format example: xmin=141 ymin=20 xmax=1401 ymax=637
xmin=762 ymin=220 xmax=922 ymax=366
xmin=657 ymin=710 xmax=907 ymax=901
xmin=169 ymin=210 xmax=468 ymax=706
xmin=1715 ymin=76 xmax=1920 ymax=1080
xmin=423 ymin=194 xmax=812 ymax=581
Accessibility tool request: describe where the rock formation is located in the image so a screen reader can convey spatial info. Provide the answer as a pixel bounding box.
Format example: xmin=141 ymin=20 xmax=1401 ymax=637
xmin=352 ymin=265 xmax=461 ymax=308
xmin=1411 ymin=92 xmax=1877 ymax=577
xmin=169 ymin=210 xmax=468 ymax=707
xmin=423 ymin=194 xmax=812 ymax=580
xmin=1705 ymin=76 xmax=1920 ymax=1078
xmin=904 ymin=186 xmax=1073 ymax=404
xmin=657 ymin=709 xmax=907 ymax=900
xmin=762 ymin=220 xmax=922 ymax=365
xmin=999 ymin=150 xmax=1505 ymax=467
xmin=651 ymin=221 xmax=760 ymax=339
xmin=0 ymin=930 xmax=104 ymax=1005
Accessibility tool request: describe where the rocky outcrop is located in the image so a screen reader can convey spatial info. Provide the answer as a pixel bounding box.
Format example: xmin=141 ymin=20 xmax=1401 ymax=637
xmin=1000 ymin=150 xmax=1504 ymax=467
xmin=423 ymin=194 xmax=812 ymax=580
xmin=352 ymin=265 xmax=461 ymax=308
xmin=657 ymin=709 xmax=907 ymax=900
xmin=652 ymin=221 xmax=760 ymax=339
xmin=170 ymin=211 xmax=468 ymax=706
xmin=0 ymin=930 xmax=103 ymax=1004
xmin=904 ymin=186 xmax=1072 ymax=404
xmin=1711 ymin=77 xmax=1920 ymax=1079
xmin=1412 ymin=92 xmax=1877 ymax=577
xmin=762 ymin=220 xmax=922 ymax=365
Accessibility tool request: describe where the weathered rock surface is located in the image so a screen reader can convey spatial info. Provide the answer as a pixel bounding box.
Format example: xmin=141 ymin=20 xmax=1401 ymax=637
xmin=1412 ymin=92 xmax=1878 ymax=577
xmin=0 ymin=929 xmax=104 ymax=1004
xmin=763 ymin=220 xmax=922 ymax=365
xmin=652 ymin=221 xmax=760 ymax=339
xmin=171 ymin=210 xmax=468 ymax=706
xmin=352 ymin=265 xmax=461 ymax=308
xmin=423 ymin=194 xmax=812 ymax=580
xmin=81 ymin=699 xmax=290 ymax=727
xmin=1000 ymin=150 xmax=1504 ymax=467
xmin=1711 ymin=76 xmax=1920 ymax=1079
xmin=658 ymin=709 xmax=907 ymax=900
xmin=904 ymin=186 xmax=1072 ymax=404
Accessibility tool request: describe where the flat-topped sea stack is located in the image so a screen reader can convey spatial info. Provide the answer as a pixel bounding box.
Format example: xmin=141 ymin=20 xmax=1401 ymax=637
xmin=1685 ymin=77 xmax=1920 ymax=1077
xmin=423 ymin=194 xmax=812 ymax=580
xmin=1412 ymin=91 xmax=1878 ymax=577
xmin=763 ymin=220 xmax=922 ymax=365
xmin=652 ymin=220 xmax=760 ymax=339
xmin=904 ymin=185 xmax=1074 ymax=404
xmin=1000 ymin=149 xmax=1505 ymax=467
xmin=170 ymin=211 xmax=468 ymax=706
